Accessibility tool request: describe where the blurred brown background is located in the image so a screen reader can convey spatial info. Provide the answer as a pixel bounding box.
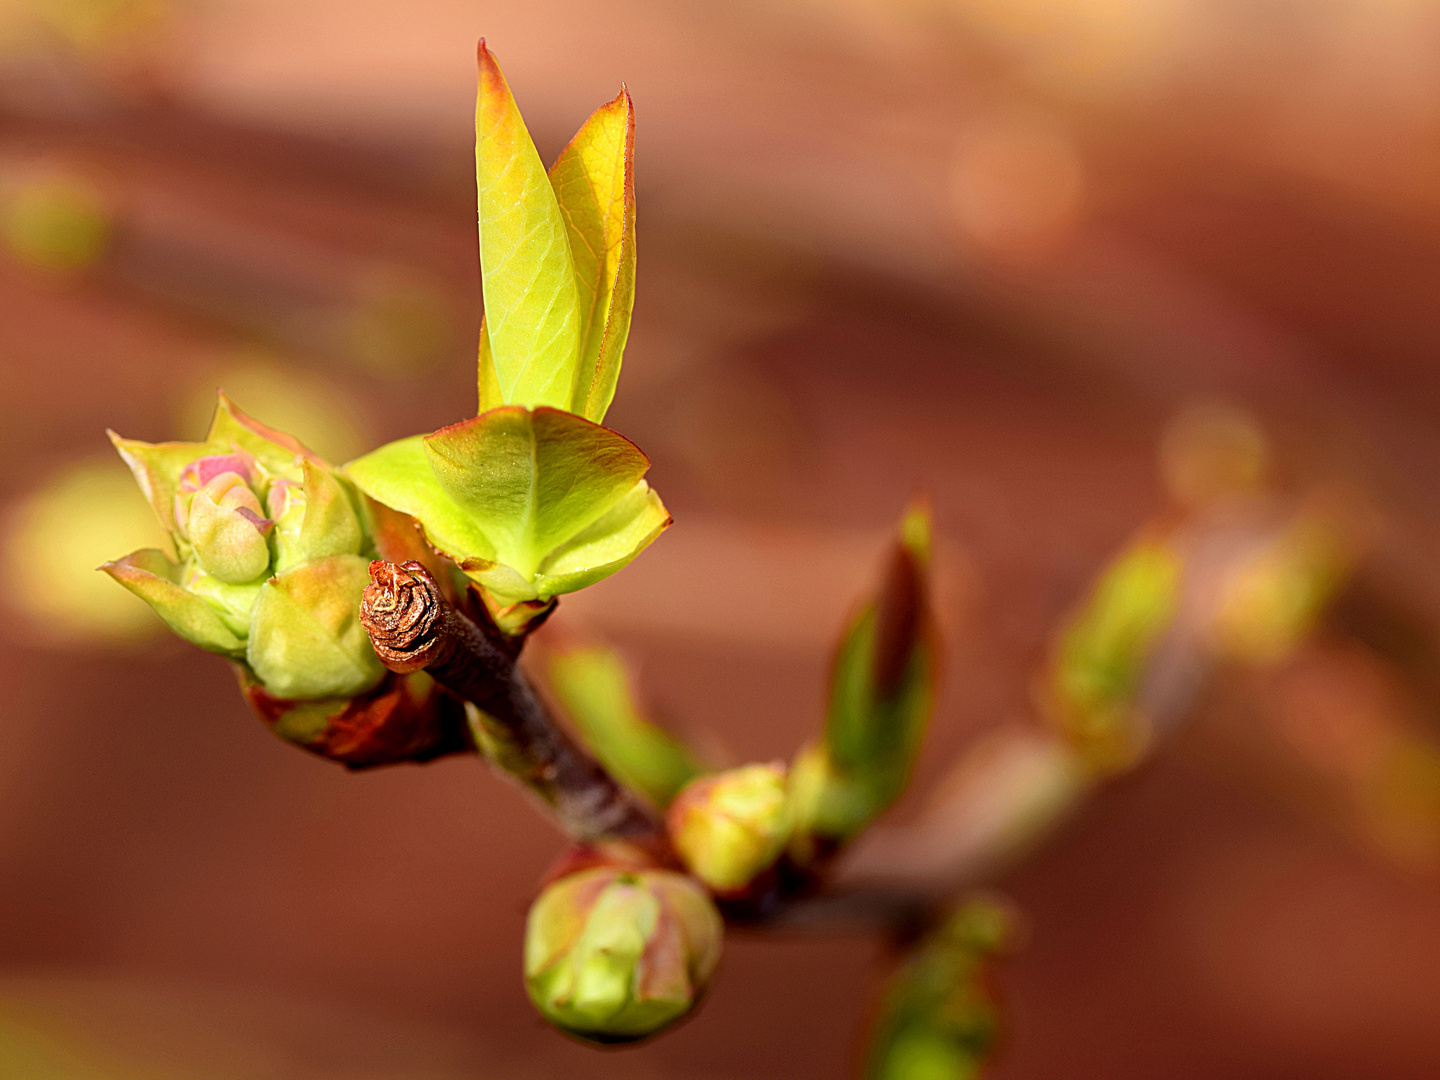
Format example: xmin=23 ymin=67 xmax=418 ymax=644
xmin=2 ymin=0 xmax=1440 ymax=1076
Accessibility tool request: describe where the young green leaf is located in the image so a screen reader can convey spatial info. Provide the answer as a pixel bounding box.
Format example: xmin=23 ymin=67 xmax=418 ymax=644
xmin=790 ymin=501 xmax=938 ymax=858
xmin=343 ymin=434 xmax=497 ymax=566
xmin=548 ymin=88 xmax=636 ymax=423
xmin=476 ymin=42 xmax=581 ymax=411
xmin=346 ymin=408 xmax=670 ymax=603
xmin=546 ymin=643 xmax=703 ymax=807
xmin=425 ymin=406 xmax=650 ymax=580
xmin=534 ymin=479 xmax=669 ymax=595
xmin=827 ymin=501 xmax=935 ymax=781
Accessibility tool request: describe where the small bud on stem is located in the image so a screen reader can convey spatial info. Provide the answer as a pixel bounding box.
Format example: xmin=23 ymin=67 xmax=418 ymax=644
xmin=525 ymin=866 xmax=723 ymax=1043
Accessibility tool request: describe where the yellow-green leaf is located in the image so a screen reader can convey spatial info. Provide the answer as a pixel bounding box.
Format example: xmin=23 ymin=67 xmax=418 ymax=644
xmin=477 ymin=315 xmax=504 ymax=412
xmin=423 ymin=406 xmax=650 ymax=585
xmin=534 ymin=479 xmax=669 ymax=596
xmin=476 ymin=42 xmax=581 ymax=411
xmin=548 ymin=88 xmax=636 ymax=423
xmin=344 ymin=435 xmax=496 ymax=565
xmin=546 ymin=643 xmax=702 ymax=807
xmin=101 ymin=548 xmax=247 ymax=656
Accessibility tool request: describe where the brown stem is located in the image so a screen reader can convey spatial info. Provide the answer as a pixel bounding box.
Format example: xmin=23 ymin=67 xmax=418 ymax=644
xmin=360 ymin=560 xmax=667 ymax=847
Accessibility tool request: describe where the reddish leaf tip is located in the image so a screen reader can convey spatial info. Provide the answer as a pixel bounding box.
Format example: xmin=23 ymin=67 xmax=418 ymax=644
xmin=476 ymin=38 xmax=502 ymax=83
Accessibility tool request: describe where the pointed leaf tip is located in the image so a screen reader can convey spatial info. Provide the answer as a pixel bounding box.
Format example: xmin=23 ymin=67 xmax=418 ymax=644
xmin=475 ymin=44 xmax=582 ymax=411
xmin=548 ymin=86 xmax=637 ymax=422
xmin=899 ymin=497 xmax=933 ymax=570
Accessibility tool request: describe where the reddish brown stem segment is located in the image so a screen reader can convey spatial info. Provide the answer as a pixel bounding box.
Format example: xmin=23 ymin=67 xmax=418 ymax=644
xmin=360 ymin=560 xmax=666 ymax=846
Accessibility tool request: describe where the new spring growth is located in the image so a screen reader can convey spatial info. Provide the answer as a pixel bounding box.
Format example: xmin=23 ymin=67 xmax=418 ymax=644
xmin=525 ymin=866 xmax=723 ymax=1043
xmin=790 ymin=501 xmax=938 ymax=864
xmin=1044 ymin=535 xmax=1182 ymax=773
xmin=102 ymin=394 xmax=384 ymax=700
xmin=546 ymin=642 xmax=705 ymax=808
xmin=864 ymin=899 xmax=1013 ymax=1080
xmin=667 ymin=763 xmax=791 ymax=894
xmin=347 ymin=43 xmax=668 ymax=613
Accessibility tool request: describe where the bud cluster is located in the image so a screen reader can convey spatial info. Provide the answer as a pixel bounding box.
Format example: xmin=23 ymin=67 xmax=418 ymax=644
xmin=103 ymin=394 xmax=384 ymax=702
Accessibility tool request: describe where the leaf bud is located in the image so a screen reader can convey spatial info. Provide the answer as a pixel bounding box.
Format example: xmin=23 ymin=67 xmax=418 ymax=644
xmin=667 ymin=763 xmax=791 ymax=893
xmin=524 ymin=866 xmax=723 ymax=1043
xmin=864 ymin=899 xmax=1015 ymax=1080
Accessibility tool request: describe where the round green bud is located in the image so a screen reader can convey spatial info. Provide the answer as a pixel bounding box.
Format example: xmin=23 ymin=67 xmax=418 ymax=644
xmin=185 ymin=473 xmax=273 ymax=585
xmin=524 ymin=867 xmax=723 ymax=1044
xmin=668 ymin=762 xmax=791 ymax=893
xmin=245 ymin=555 xmax=385 ymax=700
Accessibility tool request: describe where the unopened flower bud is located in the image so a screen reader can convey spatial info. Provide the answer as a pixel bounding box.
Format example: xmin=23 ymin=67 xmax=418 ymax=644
xmin=524 ymin=867 xmax=723 ymax=1043
xmin=173 ymin=452 xmax=258 ymax=530
xmin=246 ymin=554 xmax=385 ymax=700
xmin=269 ymin=460 xmax=363 ymax=572
xmin=186 ymin=476 xmax=273 ymax=584
xmin=667 ymin=763 xmax=791 ymax=893
xmin=107 ymin=394 xmax=384 ymax=703
xmin=177 ymin=452 xmax=257 ymax=493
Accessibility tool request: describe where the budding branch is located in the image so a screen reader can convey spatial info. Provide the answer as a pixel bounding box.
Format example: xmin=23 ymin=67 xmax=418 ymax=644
xmin=360 ymin=560 xmax=668 ymax=849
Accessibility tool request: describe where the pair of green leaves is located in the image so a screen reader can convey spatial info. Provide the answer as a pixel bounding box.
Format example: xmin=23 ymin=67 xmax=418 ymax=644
xmin=348 ymin=46 xmax=665 ymax=607
xmin=475 ymin=40 xmax=635 ymax=422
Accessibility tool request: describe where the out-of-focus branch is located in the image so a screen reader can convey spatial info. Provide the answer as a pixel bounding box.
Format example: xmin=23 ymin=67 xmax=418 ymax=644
xmin=806 ymin=491 xmax=1362 ymax=916
xmin=360 ymin=560 xmax=667 ymax=848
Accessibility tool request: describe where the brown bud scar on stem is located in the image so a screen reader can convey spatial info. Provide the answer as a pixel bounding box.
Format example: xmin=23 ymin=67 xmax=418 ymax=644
xmin=359 ymin=559 xmax=669 ymax=849
xmin=361 ymin=560 xmax=448 ymax=670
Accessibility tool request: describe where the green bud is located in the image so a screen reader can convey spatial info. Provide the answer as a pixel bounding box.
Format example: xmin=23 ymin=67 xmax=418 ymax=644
xmin=246 ymin=554 xmax=385 ymax=700
xmin=864 ymin=900 xmax=1013 ymax=1080
xmin=269 ymin=460 xmax=364 ymax=572
xmin=667 ymin=763 xmax=790 ymax=893
xmin=1046 ymin=535 xmax=1181 ymax=771
xmin=185 ymin=475 xmax=273 ymax=584
xmin=524 ymin=867 xmax=723 ymax=1044
xmin=105 ymin=394 xmax=387 ymax=701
